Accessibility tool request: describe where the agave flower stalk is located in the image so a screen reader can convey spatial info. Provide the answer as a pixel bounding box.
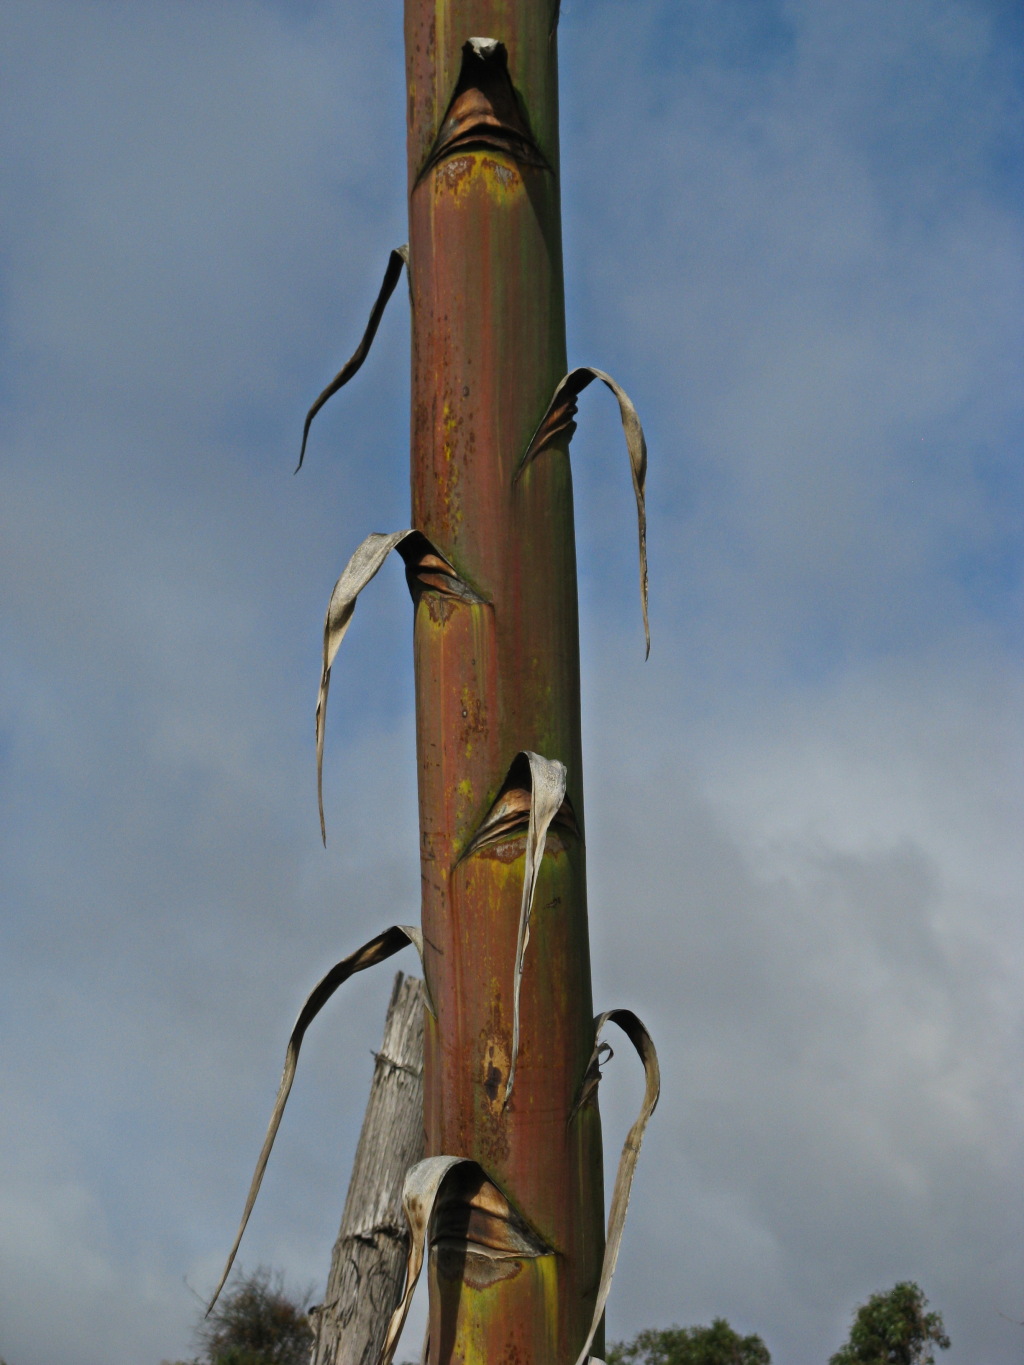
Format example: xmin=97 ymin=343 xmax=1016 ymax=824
xmin=403 ymin=6 xmax=607 ymax=1362
xmin=210 ymin=6 xmax=658 ymax=1362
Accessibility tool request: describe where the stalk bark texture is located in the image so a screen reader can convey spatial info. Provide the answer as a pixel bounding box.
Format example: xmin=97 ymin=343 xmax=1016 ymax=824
xmin=405 ymin=3 xmax=605 ymax=1361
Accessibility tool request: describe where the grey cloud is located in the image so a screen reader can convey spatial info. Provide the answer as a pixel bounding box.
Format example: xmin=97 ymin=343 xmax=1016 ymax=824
xmin=582 ymin=637 xmax=1023 ymax=1362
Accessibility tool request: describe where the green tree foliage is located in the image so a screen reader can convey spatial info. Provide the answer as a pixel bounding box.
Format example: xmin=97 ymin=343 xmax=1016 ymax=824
xmin=188 ymin=1267 xmax=313 ymax=1365
xmin=829 ymin=1282 xmax=950 ymax=1365
xmin=607 ymin=1319 xmax=771 ymax=1365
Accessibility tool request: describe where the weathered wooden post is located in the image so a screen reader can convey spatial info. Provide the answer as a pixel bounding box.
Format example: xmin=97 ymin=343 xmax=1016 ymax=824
xmin=311 ymin=973 xmax=426 ymax=1365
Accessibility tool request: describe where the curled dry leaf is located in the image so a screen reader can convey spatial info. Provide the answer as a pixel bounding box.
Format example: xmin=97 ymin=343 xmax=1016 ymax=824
xmin=317 ymin=531 xmax=410 ymax=843
xmin=378 ymin=1157 xmax=460 ymax=1365
xmin=206 ymin=924 xmax=429 ymax=1316
xmin=379 ymin=1156 xmax=550 ymax=1365
xmin=461 ymin=752 xmax=577 ymax=859
xmin=296 ymin=245 xmax=409 ymax=473
xmin=572 ymin=1009 xmax=660 ymax=1365
xmin=519 ymin=366 xmax=650 ymax=657
xmin=317 ymin=531 xmax=480 ymax=843
xmin=502 ymin=751 xmax=567 ymax=1107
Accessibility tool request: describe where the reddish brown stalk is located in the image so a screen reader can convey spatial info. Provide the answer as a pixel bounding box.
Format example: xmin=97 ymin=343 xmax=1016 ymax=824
xmin=405 ymin=4 xmax=605 ymax=1360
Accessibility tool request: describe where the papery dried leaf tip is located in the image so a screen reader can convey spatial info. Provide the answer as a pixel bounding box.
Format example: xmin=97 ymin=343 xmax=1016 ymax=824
xmin=296 ymin=246 xmax=408 ymax=473
xmin=521 ymin=366 xmax=650 ymax=656
xmin=315 ymin=529 xmax=479 ymax=843
xmin=503 ymin=751 xmax=567 ymax=1107
xmin=572 ymin=1010 xmax=660 ymax=1365
xmin=206 ymin=924 xmax=427 ymax=1315
xmin=316 ymin=531 xmax=410 ymax=843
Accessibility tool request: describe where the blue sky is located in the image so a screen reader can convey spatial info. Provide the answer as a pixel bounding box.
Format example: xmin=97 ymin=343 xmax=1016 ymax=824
xmin=1 ymin=2 xmax=1022 ymax=1363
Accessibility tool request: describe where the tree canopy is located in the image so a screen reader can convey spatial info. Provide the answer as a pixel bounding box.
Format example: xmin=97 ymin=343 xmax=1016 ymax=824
xmin=829 ymin=1282 xmax=950 ymax=1365
xmin=185 ymin=1267 xmax=313 ymax=1365
xmin=607 ymin=1319 xmax=771 ymax=1365
xmin=162 ymin=1270 xmax=952 ymax=1365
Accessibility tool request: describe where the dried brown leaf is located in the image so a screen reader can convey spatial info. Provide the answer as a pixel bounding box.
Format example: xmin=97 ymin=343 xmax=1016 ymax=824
xmin=461 ymin=755 xmax=577 ymax=860
xmin=206 ymin=924 xmax=428 ymax=1316
xmin=317 ymin=531 xmax=410 ymax=843
xmin=379 ymin=1156 xmax=549 ymax=1365
xmin=520 ymin=366 xmax=650 ymax=657
xmin=296 ymin=246 xmax=409 ymax=473
xmin=503 ymin=751 xmax=567 ymax=1107
xmin=573 ymin=1009 xmax=660 ymax=1365
xmin=316 ymin=531 xmax=478 ymax=842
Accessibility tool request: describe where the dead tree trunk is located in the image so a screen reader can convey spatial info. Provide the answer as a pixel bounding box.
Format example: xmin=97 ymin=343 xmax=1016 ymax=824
xmin=311 ymin=973 xmax=426 ymax=1365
